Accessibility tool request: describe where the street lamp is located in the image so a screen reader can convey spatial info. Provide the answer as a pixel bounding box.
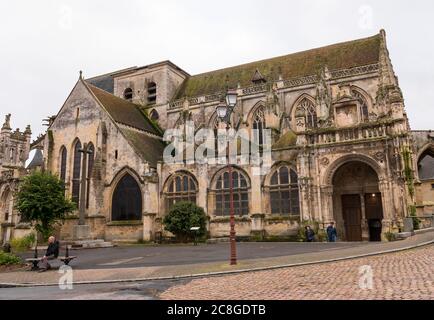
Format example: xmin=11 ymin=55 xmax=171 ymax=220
xmin=216 ymin=89 xmax=238 ymax=266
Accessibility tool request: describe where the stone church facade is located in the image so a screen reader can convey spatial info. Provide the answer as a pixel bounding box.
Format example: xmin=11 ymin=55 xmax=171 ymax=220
xmin=2 ymin=30 xmax=433 ymax=244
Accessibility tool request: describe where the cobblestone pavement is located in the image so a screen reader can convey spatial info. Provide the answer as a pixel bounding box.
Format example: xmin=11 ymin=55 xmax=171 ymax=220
xmin=159 ymin=245 xmax=434 ymax=300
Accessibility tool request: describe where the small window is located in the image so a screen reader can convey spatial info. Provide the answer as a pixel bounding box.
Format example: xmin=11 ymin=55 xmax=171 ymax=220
xmin=115 ymin=150 xmax=118 ymax=160
xmin=150 ymin=109 xmax=159 ymax=121
xmin=431 ymin=184 xmax=434 ymax=189
xmin=124 ymin=88 xmax=133 ymax=101
xmin=147 ymin=82 xmax=157 ymax=104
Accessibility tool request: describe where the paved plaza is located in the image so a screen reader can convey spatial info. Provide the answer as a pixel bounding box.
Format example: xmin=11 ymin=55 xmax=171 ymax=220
xmin=159 ymin=245 xmax=434 ymax=300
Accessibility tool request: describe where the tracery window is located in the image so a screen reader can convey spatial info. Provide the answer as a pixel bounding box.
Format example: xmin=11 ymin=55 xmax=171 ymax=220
xmin=297 ymin=98 xmax=317 ymax=129
xmin=59 ymin=146 xmax=67 ymax=183
xmin=213 ymin=167 xmax=249 ymax=216
xmin=165 ymin=172 xmax=197 ymax=210
xmin=252 ymin=107 xmax=265 ymax=147
xmin=352 ymin=90 xmax=369 ymax=122
xmin=269 ymin=166 xmax=300 ymax=215
xmin=71 ymin=140 xmax=82 ymax=205
xmin=112 ymin=174 xmax=142 ymax=221
xmin=86 ymin=143 xmax=95 ymax=209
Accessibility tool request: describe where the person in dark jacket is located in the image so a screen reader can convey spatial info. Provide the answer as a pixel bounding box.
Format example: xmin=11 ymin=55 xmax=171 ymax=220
xmin=38 ymin=236 xmax=59 ymax=272
xmin=326 ymin=222 xmax=338 ymax=242
xmin=305 ymin=226 xmax=315 ymax=242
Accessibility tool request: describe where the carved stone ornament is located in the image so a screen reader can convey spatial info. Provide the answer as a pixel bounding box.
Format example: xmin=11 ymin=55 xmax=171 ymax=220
xmin=320 ymin=157 xmax=330 ymax=166
xmin=373 ymin=151 xmax=385 ymax=162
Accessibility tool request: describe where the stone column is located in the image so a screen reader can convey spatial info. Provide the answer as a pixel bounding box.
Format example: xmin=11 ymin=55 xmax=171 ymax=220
xmin=360 ymin=194 xmax=369 ymax=241
xmin=250 ymin=170 xmax=262 ymax=214
xmin=197 ymin=165 xmax=208 ymax=213
xmin=143 ymin=213 xmax=156 ymax=241
xmin=250 ymin=213 xmax=265 ymax=240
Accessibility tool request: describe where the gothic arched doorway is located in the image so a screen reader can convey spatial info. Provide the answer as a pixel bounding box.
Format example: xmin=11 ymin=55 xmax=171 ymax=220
xmin=111 ymin=174 xmax=142 ymax=221
xmin=332 ymin=161 xmax=384 ymax=242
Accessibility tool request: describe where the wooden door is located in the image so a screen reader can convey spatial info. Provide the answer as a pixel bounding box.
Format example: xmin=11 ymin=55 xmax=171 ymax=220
xmin=341 ymin=195 xmax=362 ymax=241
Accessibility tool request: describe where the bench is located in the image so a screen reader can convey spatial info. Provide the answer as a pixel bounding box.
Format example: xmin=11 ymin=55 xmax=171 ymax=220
xmin=25 ymin=245 xmax=77 ymax=271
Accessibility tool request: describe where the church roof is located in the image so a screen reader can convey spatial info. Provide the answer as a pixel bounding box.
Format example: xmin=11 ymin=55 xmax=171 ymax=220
xmin=175 ymin=33 xmax=381 ymax=99
xmin=86 ymin=83 xmax=161 ymax=136
xmin=27 ymin=149 xmax=44 ymax=170
xmin=119 ymin=127 xmax=165 ymax=166
xmin=84 ymin=82 xmax=165 ymax=166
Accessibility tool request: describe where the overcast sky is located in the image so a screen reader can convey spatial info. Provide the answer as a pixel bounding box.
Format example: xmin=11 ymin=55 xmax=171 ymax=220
xmin=1 ymin=0 xmax=433 ymax=140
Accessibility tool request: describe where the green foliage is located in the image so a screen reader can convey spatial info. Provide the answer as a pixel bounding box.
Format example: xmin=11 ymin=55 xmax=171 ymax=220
xmin=409 ymin=206 xmax=421 ymax=231
xmin=163 ymin=202 xmax=207 ymax=243
xmin=297 ymin=220 xmax=326 ymax=242
xmin=14 ymin=171 xmax=75 ymax=240
xmin=0 ymin=251 xmax=21 ymax=266
xmin=402 ymin=148 xmax=415 ymax=198
xmin=10 ymin=233 xmax=36 ymax=253
xmin=385 ymin=232 xmax=396 ymax=242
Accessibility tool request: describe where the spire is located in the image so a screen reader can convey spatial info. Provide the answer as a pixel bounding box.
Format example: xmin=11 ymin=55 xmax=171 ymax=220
xmin=79 ymin=70 xmax=83 ymax=80
xmin=378 ymin=29 xmax=398 ymax=87
xmin=2 ymin=114 xmax=11 ymax=130
xmin=25 ymin=125 xmax=32 ymax=135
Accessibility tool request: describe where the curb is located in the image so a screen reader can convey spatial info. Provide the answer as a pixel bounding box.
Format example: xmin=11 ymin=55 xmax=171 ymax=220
xmin=1 ymin=238 xmax=433 ymax=289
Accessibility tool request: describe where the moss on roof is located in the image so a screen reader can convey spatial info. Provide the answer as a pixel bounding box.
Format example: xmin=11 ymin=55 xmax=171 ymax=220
xmin=119 ymin=127 xmax=166 ymax=166
xmin=87 ymin=83 xmax=161 ymax=136
xmin=272 ymin=130 xmax=297 ymax=149
xmin=175 ymin=34 xmax=381 ymax=99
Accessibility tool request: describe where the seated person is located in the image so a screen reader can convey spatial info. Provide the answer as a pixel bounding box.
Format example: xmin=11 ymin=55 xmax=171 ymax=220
xmin=38 ymin=236 xmax=59 ymax=272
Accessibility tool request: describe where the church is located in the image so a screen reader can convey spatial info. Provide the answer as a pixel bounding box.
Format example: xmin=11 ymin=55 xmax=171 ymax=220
xmin=1 ymin=30 xmax=433 ymax=244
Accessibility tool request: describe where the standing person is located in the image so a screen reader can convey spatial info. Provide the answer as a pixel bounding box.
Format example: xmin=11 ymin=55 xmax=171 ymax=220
xmin=305 ymin=226 xmax=315 ymax=242
xmin=326 ymin=222 xmax=338 ymax=242
xmin=38 ymin=236 xmax=59 ymax=272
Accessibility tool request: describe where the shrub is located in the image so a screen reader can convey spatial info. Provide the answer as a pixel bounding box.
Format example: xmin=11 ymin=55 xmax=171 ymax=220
xmin=10 ymin=233 xmax=36 ymax=253
xmin=0 ymin=252 xmax=22 ymax=266
xmin=385 ymin=232 xmax=396 ymax=242
xmin=163 ymin=202 xmax=207 ymax=243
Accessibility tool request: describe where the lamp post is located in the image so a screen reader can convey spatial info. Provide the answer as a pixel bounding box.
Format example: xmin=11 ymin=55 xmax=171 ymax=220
xmin=216 ymin=89 xmax=238 ymax=265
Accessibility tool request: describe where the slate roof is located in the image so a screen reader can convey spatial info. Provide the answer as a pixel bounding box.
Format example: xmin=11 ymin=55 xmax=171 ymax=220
xmin=86 ymin=83 xmax=161 ymax=136
xmin=175 ymin=34 xmax=381 ymax=99
xmin=27 ymin=149 xmax=44 ymax=170
xmin=84 ymin=81 xmax=165 ymax=166
xmin=119 ymin=127 xmax=165 ymax=166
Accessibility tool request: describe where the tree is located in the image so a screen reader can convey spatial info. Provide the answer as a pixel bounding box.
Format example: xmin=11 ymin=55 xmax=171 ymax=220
xmin=15 ymin=171 xmax=75 ymax=240
xmin=163 ymin=202 xmax=207 ymax=242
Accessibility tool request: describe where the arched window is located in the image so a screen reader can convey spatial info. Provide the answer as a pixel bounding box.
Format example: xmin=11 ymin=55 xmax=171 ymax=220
xmin=252 ymin=107 xmax=265 ymax=147
xmin=352 ymin=90 xmax=369 ymax=122
xmin=165 ymin=172 xmax=197 ymax=210
xmin=269 ymin=166 xmax=300 ymax=215
xmin=147 ymin=82 xmax=157 ymax=104
xmin=123 ymin=88 xmax=133 ymax=101
xmin=59 ymin=146 xmax=67 ymax=183
xmin=213 ymin=167 xmax=249 ymax=216
xmin=418 ymin=151 xmax=434 ymax=181
xmin=150 ymin=109 xmax=159 ymax=121
xmin=86 ymin=143 xmax=95 ymax=209
xmin=1 ymin=189 xmax=11 ymax=222
xmin=112 ymin=173 xmax=142 ymax=221
xmin=301 ymin=99 xmax=317 ymax=129
xmin=71 ymin=140 xmax=82 ymax=205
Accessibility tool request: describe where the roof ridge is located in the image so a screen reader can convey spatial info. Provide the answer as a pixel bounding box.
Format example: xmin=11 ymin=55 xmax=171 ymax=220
xmin=188 ymin=33 xmax=381 ymax=78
